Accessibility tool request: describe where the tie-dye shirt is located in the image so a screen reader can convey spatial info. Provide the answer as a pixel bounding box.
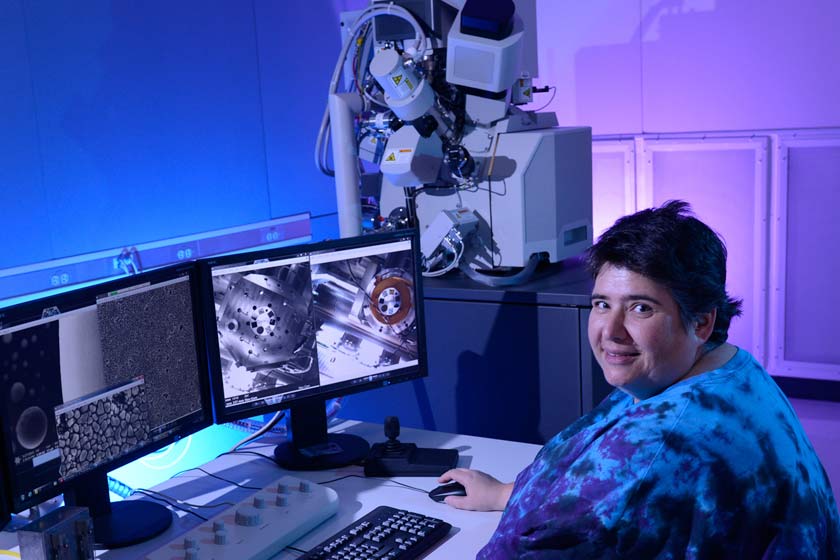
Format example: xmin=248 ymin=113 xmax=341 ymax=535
xmin=479 ymin=348 xmax=840 ymax=559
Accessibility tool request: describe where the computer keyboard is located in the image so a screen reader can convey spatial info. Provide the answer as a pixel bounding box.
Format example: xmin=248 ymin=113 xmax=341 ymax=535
xmin=144 ymin=475 xmax=339 ymax=560
xmin=297 ymin=505 xmax=452 ymax=560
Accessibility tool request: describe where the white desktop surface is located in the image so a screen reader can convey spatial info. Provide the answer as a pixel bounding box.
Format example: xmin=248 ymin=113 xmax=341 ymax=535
xmin=2 ymin=421 xmax=541 ymax=559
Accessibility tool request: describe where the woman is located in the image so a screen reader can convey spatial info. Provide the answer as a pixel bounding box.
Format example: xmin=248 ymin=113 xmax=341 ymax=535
xmin=440 ymin=201 xmax=840 ymax=559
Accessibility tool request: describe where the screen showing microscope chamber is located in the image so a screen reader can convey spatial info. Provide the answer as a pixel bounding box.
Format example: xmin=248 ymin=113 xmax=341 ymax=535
xmin=206 ymin=232 xmax=424 ymax=421
xmin=0 ymin=265 xmax=210 ymax=512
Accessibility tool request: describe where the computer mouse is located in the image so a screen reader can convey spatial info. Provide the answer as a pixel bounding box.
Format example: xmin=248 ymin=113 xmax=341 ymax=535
xmin=428 ymin=481 xmax=467 ymax=503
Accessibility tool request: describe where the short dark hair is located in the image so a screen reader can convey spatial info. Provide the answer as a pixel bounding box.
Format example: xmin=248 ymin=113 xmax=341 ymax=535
xmin=586 ymin=200 xmax=743 ymax=348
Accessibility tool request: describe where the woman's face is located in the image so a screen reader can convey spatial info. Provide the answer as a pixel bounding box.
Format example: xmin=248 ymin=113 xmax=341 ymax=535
xmin=588 ymin=264 xmax=706 ymax=401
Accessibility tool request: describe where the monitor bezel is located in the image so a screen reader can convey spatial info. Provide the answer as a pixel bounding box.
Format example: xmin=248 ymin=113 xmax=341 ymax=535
xmin=200 ymin=229 xmax=429 ymax=425
xmin=0 ymin=459 xmax=8 ymax=527
xmin=0 ymin=263 xmax=213 ymax=513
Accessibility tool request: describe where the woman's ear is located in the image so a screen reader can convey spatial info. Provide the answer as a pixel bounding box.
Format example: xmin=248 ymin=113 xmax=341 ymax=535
xmin=694 ymin=308 xmax=717 ymax=343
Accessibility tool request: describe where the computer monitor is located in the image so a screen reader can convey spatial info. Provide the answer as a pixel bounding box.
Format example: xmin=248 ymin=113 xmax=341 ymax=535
xmin=202 ymin=230 xmax=427 ymax=470
xmin=0 ymin=464 xmax=8 ymax=529
xmin=0 ymin=264 xmax=211 ymax=547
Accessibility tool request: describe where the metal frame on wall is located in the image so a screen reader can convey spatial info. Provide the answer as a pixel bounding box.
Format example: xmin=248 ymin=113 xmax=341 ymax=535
xmin=768 ymin=131 xmax=840 ymax=382
xmin=637 ymin=135 xmax=770 ymax=366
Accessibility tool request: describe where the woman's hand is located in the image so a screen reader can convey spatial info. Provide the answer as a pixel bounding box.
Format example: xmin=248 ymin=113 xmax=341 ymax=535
xmin=437 ymin=468 xmax=514 ymax=511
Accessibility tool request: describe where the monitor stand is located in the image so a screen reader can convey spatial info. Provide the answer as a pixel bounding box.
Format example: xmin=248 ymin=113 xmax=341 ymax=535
xmin=274 ymin=401 xmax=370 ymax=470
xmin=63 ymin=471 xmax=172 ymax=548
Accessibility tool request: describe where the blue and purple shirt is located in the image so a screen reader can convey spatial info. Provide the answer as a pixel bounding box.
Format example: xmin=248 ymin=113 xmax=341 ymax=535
xmin=479 ymin=348 xmax=840 ymax=559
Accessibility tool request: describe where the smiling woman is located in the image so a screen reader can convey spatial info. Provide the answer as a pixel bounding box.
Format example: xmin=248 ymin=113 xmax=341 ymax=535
xmin=588 ymin=264 xmax=722 ymax=401
xmin=436 ymin=200 xmax=840 ymax=559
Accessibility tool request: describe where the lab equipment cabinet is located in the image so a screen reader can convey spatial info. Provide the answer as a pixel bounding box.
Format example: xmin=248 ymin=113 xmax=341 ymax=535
xmin=341 ymin=259 xmax=612 ymax=445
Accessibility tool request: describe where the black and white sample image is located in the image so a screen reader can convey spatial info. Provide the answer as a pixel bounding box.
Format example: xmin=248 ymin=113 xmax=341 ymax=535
xmin=97 ymin=280 xmax=202 ymax=428
xmin=55 ymin=380 xmax=150 ymax=478
xmin=58 ymin=308 xmax=105 ymax=402
xmin=214 ymin=261 xmax=319 ymax=400
xmin=311 ymin=247 xmax=419 ymax=386
xmin=0 ymin=322 xmax=62 ymax=462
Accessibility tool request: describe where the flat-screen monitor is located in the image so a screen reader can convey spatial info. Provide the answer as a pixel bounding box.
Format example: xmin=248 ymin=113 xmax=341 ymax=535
xmin=202 ymin=230 xmax=426 ymax=469
xmin=0 ymin=464 xmax=8 ymax=529
xmin=0 ymin=264 xmax=211 ymax=547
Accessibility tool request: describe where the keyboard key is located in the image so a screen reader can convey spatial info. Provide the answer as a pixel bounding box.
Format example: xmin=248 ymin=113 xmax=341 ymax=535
xmin=298 ymin=506 xmax=452 ymax=560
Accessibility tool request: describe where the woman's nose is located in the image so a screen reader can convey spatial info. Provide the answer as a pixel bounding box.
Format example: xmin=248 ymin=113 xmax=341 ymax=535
xmin=603 ymin=311 xmax=629 ymax=342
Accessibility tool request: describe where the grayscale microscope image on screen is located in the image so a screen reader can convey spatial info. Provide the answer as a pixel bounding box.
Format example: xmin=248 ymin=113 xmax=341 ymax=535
xmin=0 ymin=275 xmax=204 ymax=502
xmin=310 ymin=244 xmax=419 ymax=386
xmin=212 ymin=238 xmax=419 ymax=408
xmin=213 ymin=259 xmax=320 ymax=400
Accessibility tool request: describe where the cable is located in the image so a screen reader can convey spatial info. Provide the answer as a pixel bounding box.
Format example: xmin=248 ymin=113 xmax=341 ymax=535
xmin=488 ymin=177 xmax=496 ymax=267
xmin=422 ymin=231 xmax=465 ymax=278
xmin=229 ymin=410 xmax=285 ymax=452
xmin=530 ymin=86 xmax=557 ymax=113
xmin=135 ymin=488 xmax=236 ymax=510
xmin=172 ymin=467 xmax=263 ymax=490
xmin=459 ymin=251 xmax=545 ymax=287
xmin=215 ymin=449 xmax=279 ymax=463
xmin=316 ymin=473 xmax=428 ymax=494
xmin=316 ymin=4 xmax=428 ymax=176
xmin=108 ymin=474 xmax=134 ymax=499
xmin=131 ymin=489 xmax=209 ymax=522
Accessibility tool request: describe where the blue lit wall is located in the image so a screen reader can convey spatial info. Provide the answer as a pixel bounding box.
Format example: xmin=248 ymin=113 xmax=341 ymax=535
xmin=0 ymin=0 xmax=362 ymax=493
xmin=0 ymin=0 xmax=355 ymax=271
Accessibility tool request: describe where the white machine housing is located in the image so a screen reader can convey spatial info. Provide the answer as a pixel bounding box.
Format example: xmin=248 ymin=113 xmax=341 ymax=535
xmin=379 ymin=126 xmax=443 ymax=186
xmin=321 ymin=0 xmax=593 ymax=276
xmin=445 ymin=11 xmax=525 ymax=93
xmin=380 ymin=120 xmax=592 ymax=268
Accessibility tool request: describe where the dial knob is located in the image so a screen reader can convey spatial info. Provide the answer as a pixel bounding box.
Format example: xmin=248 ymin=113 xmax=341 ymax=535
xmin=235 ymin=505 xmax=262 ymax=527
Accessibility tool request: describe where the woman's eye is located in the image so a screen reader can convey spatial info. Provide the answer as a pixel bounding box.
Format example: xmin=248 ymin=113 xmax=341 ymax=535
xmin=631 ymin=303 xmax=651 ymax=313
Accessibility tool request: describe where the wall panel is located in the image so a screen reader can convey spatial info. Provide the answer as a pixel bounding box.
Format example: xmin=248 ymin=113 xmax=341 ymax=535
xmin=639 ymin=137 xmax=770 ymax=362
xmin=592 ymin=139 xmax=636 ymax=239
xmin=769 ymin=133 xmax=840 ymax=380
xmin=535 ymin=0 xmax=642 ymax=135
xmin=641 ymin=0 xmax=840 ymax=132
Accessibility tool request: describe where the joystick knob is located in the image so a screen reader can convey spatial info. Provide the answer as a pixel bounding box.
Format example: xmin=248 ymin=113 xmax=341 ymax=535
xmin=214 ymin=529 xmax=228 ymax=545
xmin=299 ymin=481 xmax=311 ymax=493
xmin=276 ymin=494 xmax=288 ymax=507
xmin=185 ymin=547 xmax=199 ymax=560
xmin=213 ymin=520 xmax=226 ymax=532
xmin=183 ymin=536 xmax=198 ymax=549
xmin=253 ymin=495 xmax=267 ymax=509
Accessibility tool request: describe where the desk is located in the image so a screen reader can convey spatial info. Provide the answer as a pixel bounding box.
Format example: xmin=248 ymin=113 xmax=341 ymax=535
xmin=2 ymin=421 xmax=541 ymax=559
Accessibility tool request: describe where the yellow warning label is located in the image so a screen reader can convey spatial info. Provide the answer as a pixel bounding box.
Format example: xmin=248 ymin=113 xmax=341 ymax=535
xmin=405 ymin=78 xmax=413 ymax=90
xmin=399 ymin=149 xmax=412 ymax=153
xmin=392 ymin=75 xmax=403 ymax=86
xmin=524 ymin=88 xmax=532 ymax=97
xmin=385 ymin=152 xmax=396 ymax=162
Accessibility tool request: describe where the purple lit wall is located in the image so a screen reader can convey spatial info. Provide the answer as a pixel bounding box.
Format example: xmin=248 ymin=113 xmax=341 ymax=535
xmin=527 ymin=0 xmax=840 ymax=380
xmin=532 ymin=0 xmax=840 ymax=134
xmin=528 ymin=0 xmax=840 ymax=497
